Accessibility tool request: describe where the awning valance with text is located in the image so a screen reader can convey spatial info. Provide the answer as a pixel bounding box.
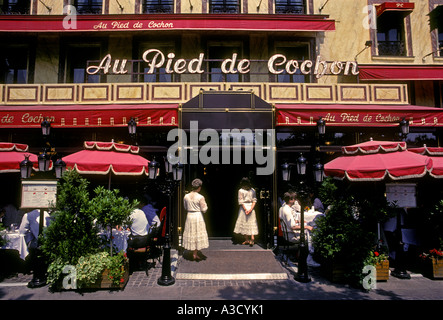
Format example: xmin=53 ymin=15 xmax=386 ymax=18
xmin=0 ymin=104 xmax=178 ymax=128
xmin=358 ymin=65 xmax=443 ymax=81
xmin=0 ymin=14 xmax=335 ymax=32
xmin=276 ymin=104 xmax=443 ymax=128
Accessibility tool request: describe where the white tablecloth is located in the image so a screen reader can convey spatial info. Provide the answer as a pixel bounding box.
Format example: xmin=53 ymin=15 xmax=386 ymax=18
xmin=0 ymin=231 xmax=29 ymax=260
xmin=99 ymin=229 xmax=130 ymax=253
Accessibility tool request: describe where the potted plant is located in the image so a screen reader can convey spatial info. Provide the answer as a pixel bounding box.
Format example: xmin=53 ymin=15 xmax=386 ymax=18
xmin=364 ymin=249 xmax=390 ymax=281
xmin=76 ymin=251 xmax=129 ymax=289
xmin=312 ymin=179 xmax=395 ymax=287
xmin=419 ymin=247 xmax=443 ymax=279
xmin=87 ymin=186 xmax=138 ymax=256
xmin=42 ymin=170 xmax=101 ymax=289
xmin=42 ymin=170 xmax=136 ymax=290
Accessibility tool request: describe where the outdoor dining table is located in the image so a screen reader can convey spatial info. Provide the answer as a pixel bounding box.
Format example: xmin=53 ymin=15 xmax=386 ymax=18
xmin=0 ymin=230 xmax=29 ymax=260
xmin=98 ymin=229 xmax=131 ymax=253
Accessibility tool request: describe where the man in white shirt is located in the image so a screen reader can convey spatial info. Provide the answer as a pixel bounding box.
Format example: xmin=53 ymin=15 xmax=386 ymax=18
xmin=19 ymin=209 xmax=51 ymax=248
xmin=128 ymin=207 xmax=149 ymax=249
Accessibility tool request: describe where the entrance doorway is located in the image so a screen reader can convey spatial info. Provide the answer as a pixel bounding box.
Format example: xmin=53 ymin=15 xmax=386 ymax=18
xmin=191 ymin=163 xmax=272 ymax=242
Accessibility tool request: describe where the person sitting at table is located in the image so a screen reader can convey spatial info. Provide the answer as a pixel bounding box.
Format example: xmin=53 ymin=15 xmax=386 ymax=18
xmin=279 ymin=191 xmax=307 ymax=243
xmin=141 ymin=194 xmax=161 ymax=232
xmin=127 ymin=204 xmax=150 ymax=249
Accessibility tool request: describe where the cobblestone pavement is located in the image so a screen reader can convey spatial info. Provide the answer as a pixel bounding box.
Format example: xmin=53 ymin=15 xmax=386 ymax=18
xmin=0 ymin=249 xmax=442 ymax=302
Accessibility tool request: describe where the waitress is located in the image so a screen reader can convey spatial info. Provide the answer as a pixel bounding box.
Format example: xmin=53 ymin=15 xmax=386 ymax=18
xmin=182 ymin=178 xmax=209 ymax=261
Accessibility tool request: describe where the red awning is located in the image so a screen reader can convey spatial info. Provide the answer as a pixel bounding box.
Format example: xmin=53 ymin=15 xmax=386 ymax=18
xmin=0 ymin=142 xmax=50 ymax=173
xmin=358 ymin=65 xmax=443 ymax=81
xmin=276 ymin=104 xmax=443 ymax=128
xmin=324 ymin=140 xmax=431 ymax=181
xmin=0 ymin=104 xmax=178 ymax=128
xmin=63 ymin=141 xmax=149 ymax=176
xmin=0 ymin=14 xmax=335 ymax=33
xmin=376 ymin=2 xmax=415 ymax=17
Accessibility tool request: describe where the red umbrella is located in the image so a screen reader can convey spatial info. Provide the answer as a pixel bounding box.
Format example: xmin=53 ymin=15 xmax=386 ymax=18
xmin=0 ymin=142 xmax=40 ymax=173
xmin=324 ymin=140 xmax=432 ymax=181
xmin=62 ymin=141 xmax=150 ymax=188
xmin=409 ymin=146 xmax=443 ymax=178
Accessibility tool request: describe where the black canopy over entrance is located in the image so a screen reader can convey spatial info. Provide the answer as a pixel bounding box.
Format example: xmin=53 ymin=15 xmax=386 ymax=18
xmin=181 ymin=90 xmax=273 ymax=130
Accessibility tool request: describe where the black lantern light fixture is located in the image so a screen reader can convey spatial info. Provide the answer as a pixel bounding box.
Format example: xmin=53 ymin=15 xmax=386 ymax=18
xmin=400 ymin=117 xmax=409 ymax=137
xmin=171 ymin=162 xmax=184 ymax=182
xmin=54 ymin=158 xmax=66 ymax=179
xmin=41 ymin=117 xmax=51 ymax=137
xmin=20 ymin=155 xmax=34 ymax=179
xmin=128 ymin=117 xmax=137 ymax=138
xmin=281 ymin=161 xmax=291 ymax=182
xmin=148 ymin=157 xmax=159 ymax=180
xmin=38 ymin=150 xmax=51 ymax=172
xmin=313 ymin=162 xmax=324 ymax=183
xmin=317 ymin=117 xmax=326 ymax=135
xmin=296 ymin=153 xmax=307 ymax=176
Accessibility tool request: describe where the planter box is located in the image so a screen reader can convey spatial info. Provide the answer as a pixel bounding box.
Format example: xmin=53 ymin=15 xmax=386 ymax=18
xmin=83 ymin=262 xmax=129 ymax=290
xmin=375 ymin=260 xmax=389 ymax=281
xmin=322 ymin=261 xmax=346 ymax=283
xmin=430 ymin=257 xmax=443 ymax=279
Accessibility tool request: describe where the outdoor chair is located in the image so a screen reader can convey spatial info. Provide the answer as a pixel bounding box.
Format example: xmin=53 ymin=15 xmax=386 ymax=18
xmin=126 ymin=217 xmax=165 ymax=276
xmin=279 ymin=219 xmax=300 ymax=266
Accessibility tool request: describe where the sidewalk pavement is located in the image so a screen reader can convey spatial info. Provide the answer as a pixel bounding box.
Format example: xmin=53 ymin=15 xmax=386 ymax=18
xmin=0 ymin=250 xmax=442 ymax=301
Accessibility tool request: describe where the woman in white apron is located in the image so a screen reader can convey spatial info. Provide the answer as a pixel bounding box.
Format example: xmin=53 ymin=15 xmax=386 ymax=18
xmin=182 ymin=178 xmax=209 ymax=261
xmin=233 ymin=177 xmax=258 ymax=246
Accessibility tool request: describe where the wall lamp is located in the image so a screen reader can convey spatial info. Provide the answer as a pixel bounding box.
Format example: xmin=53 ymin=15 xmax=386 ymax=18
xmin=354 ymin=41 xmax=373 ymax=61
xmin=422 ymin=45 xmax=443 ymax=62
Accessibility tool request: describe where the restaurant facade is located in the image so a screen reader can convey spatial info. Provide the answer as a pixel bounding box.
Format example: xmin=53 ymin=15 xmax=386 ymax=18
xmin=1 ymin=0 xmax=443 ymax=247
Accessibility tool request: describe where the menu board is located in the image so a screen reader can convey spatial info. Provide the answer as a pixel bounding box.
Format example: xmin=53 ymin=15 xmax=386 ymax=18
xmin=21 ymin=180 xmax=57 ymax=209
xmin=385 ymin=183 xmax=416 ymax=208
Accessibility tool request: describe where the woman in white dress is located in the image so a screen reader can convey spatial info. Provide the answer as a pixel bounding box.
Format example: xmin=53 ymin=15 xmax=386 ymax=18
xmin=233 ymin=177 xmax=258 ymax=246
xmin=182 ymin=178 xmax=209 ymax=261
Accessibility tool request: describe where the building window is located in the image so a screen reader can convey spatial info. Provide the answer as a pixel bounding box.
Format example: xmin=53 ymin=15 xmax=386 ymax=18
xmin=376 ymin=11 xmax=407 ymax=56
xmin=74 ymin=0 xmax=102 ymax=14
xmin=0 ymin=0 xmax=30 ymax=14
xmin=274 ymin=44 xmax=310 ymax=83
xmin=207 ymin=43 xmax=243 ymax=82
xmin=209 ymin=0 xmax=240 ymax=14
xmin=67 ymin=45 xmax=101 ymax=83
xmin=275 ymin=0 xmax=305 ymax=14
xmin=134 ymin=44 xmax=176 ymax=82
xmin=429 ymin=5 xmax=443 ymax=57
xmin=0 ymin=46 xmax=29 ymax=83
xmin=142 ymin=0 xmax=174 ymax=13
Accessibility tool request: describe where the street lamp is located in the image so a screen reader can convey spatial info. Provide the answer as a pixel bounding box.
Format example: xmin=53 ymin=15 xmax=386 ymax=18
xmin=20 ymin=155 xmax=33 ymax=179
xmin=157 ymin=159 xmax=183 ymax=286
xmin=54 ymin=158 xmax=66 ymax=179
xmin=295 ymin=153 xmax=311 ymax=282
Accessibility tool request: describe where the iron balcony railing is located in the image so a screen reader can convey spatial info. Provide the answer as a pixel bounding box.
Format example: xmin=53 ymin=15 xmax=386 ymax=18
xmin=142 ymin=0 xmax=174 ymax=14
xmin=377 ymin=40 xmax=406 ymax=56
xmin=75 ymin=3 xmax=102 ymax=15
xmin=209 ymin=1 xmax=240 ymax=14
xmin=0 ymin=2 xmax=30 ymax=14
xmin=275 ymin=1 xmax=306 ymax=14
xmin=439 ymin=40 xmax=443 ymax=57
